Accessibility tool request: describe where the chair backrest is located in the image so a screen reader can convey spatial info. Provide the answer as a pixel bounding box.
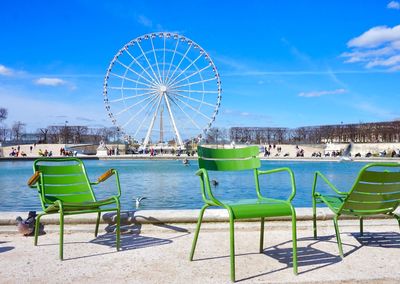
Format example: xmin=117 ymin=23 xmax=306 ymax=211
xmin=340 ymin=163 xmax=400 ymax=216
xmin=33 ymin=158 xmax=96 ymax=209
xmin=197 ymin=146 xmax=260 ymax=171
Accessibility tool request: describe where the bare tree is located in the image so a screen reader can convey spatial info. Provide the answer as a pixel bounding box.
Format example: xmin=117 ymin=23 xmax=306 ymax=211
xmin=11 ymin=121 xmax=26 ymax=142
xmin=0 ymin=108 xmax=7 ymax=122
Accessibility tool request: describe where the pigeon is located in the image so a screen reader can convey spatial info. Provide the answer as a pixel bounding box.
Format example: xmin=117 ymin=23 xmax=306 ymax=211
xmin=135 ymin=197 xmax=147 ymax=208
xmin=16 ymin=216 xmax=33 ymax=236
xmin=16 ymin=211 xmax=44 ymax=236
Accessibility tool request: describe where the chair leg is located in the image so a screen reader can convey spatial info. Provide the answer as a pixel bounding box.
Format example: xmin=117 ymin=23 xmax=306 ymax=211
xmin=229 ymin=214 xmax=236 ymax=282
xmin=95 ymin=212 xmax=101 ymax=237
xmin=392 ymin=213 xmax=400 ymax=230
xmin=360 ymin=217 xmax=363 ymax=236
xmin=189 ymin=204 xmax=208 ymax=261
xmin=59 ymin=212 xmax=64 ymax=260
xmin=312 ymin=196 xmax=317 ymax=239
xmin=34 ymin=213 xmax=44 ymax=246
xmin=116 ymin=208 xmax=121 ymax=251
xmin=259 ymin=217 xmax=265 ymax=253
xmin=291 ymin=209 xmax=298 ymax=275
xmin=333 ymin=216 xmax=343 ymax=258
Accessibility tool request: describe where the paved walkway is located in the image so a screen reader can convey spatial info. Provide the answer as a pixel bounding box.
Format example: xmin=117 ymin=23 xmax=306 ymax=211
xmin=1 ymin=218 xmax=399 ymax=283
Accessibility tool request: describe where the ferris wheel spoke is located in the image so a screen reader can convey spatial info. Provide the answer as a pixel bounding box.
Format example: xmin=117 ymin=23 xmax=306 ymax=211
xmin=167 ymin=53 xmax=203 ymax=86
xmin=169 ymin=77 xmax=216 ymax=89
xmin=165 ymin=44 xmax=192 ymax=85
xmin=123 ymin=48 xmax=160 ymax=85
xmin=173 ymin=89 xmax=219 ymax=94
xmin=133 ymin=95 xmax=161 ymax=137
xmin=136 ymin=41 xmax=162 ymax=84
xmin=165 ymin=38 xmax=180 ymax=83
xmin=162 ymin=35 xmax=166 ymax=82
xmin=115 ymin=93 xmax=158 ymax=116
xmin=121 ymin=94 xmax=160 ymax=129
xmin=168 ymin=64 xmax=212 ymax=88
xmin=108 ymin=74 xmax=151 ymax=88
xmin=168 ymin=96 xmax=202 ymax=130
xmin=170 ymin=92 xmax=215 ymax=107
xmin=114 ymin=60 xmax=155 ymax=86
xmin=110 ymin=72 xmax=152 ymax=87
xmin=169 ymin=95 xmax=211 ymax=120
xmin=110 ymin=86 xmax=156 ymax=92
xmin=109 ymin=90 xmax=158 ymax=103
xmin=150 ymin=36 xmax=163 ymax=83
xmin=164 ymin=95 xmax=183 ymax=146
xmin=143 ymin=95 xmax=164 ymax=147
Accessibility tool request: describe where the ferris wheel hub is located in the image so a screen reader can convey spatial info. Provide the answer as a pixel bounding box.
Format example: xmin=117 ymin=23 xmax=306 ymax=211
xmin=159 ymin=85 xmax=167 ymax=93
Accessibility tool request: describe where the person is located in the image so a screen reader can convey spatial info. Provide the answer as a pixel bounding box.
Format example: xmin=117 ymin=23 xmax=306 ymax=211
xmin=30 ymin=145 xmax=33 ymax=153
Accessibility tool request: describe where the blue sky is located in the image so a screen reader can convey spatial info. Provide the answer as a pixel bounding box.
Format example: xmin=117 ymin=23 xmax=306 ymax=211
xmin=1 ymin=0 xmax=400 ymax=139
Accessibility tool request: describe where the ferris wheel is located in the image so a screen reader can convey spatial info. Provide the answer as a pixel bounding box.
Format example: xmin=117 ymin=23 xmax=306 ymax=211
xmin=103 ymin=32 xmax=222 ymax=148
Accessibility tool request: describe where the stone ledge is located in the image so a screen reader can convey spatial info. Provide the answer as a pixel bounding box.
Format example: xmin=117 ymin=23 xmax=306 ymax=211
xmin=2 ymin=207 xmax=399 ymax=225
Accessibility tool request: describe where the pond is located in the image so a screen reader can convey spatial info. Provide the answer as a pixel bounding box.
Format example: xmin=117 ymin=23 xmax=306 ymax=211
xmin=0 ymin=159 xmax=368 ymax=211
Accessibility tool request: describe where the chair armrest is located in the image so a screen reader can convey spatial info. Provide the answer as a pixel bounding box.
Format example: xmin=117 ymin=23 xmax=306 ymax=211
xmin=258 ymin=167 xmax=296 ymax=201
xmin=27 ymin=171 xmax=40 ymax=187
xmin=195 ymin=168 xmax=220 ymax=205
xmin=312 ymin=171 xmax=348 ymax=197
xmin=91 ymin=169 xmax=121 ymax=198
xmin=94 ymin=169 xmax=115 ymax=184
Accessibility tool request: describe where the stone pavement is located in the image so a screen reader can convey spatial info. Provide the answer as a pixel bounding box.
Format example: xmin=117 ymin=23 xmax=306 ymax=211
xmin=1 ymin=214 xmax=399 ymax=283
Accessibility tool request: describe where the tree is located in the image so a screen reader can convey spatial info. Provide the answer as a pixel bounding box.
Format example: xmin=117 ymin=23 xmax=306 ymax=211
xmin=11 ymin=121 xmax=26 ymax=142
xmin=0 ymin=108 xmax=7 ymax=122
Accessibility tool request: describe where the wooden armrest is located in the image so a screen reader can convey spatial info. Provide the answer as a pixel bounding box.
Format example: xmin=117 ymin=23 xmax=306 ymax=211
xmin=97 ymin=169 xmax=114 ymax=183
xmin=27 ymin=171 xmax=40 ymax=186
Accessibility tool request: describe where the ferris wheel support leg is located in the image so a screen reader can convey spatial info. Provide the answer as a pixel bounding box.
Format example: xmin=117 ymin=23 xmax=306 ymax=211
xmin=143 ymin=96 xmax=163 ymax=148
xmin=164 ymin=94 xmax=183 ymax=147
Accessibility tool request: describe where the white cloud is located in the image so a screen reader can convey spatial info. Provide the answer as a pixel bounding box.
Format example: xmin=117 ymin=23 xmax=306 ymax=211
xmin=342 ymin=25 xmax=400 ymax=71
xmin=388 ymin=1 xmax=400 ymax=9
xmin=298 ymin=88 xmax=347 ymax=98
xmin=34 ymin=77 xmax=66 ymax=86
xmin=137 ymin=15 xmax=152 ymax=28
xmin=347 ymin=25 xmax=400 ymax=48
xmin=0 ymin=64 xmax=13 ymax=76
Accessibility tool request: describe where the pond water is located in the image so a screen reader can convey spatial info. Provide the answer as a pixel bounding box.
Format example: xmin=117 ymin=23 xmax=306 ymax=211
xmin=0 ymin=159 xmax=368 ymax=211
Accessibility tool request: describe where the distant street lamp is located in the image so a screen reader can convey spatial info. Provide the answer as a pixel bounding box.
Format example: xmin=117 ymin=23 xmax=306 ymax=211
xmin=64 ymin=120 xmax=69 ymax=144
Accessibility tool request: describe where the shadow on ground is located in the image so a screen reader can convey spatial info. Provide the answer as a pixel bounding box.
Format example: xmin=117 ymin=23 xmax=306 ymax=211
xmin=91 ymin=211 xmax=190 ymax=251
xmin=0 ymin=241 xmax=14 ymax=253
xmin=351 ymin=231 xmax=400 ymax=248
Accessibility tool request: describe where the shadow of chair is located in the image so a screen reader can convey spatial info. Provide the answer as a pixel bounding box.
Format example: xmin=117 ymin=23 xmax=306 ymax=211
xmin=351 ymin=231 xmax=400 ymax=248
xmin=0 ymin=241 xmax=14 ymax=254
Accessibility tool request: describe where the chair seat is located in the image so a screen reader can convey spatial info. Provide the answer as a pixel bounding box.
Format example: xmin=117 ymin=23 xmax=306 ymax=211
xmin=315 ymin=193 xmax=347 ymax=213
xmin=44 ymin=197 xmax=117 ymax=213
xmin=221 ymin=198 xmax=293 ymax=219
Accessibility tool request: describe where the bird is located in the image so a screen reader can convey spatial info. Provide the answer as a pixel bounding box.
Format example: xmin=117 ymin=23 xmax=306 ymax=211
xmin=340 ymin=140 xmax=353 ymax=162
xmin=135 ymin=197 xmax=147 ymax=208
xmin=211 ymin=179 xmax=219 ymax=188
xmin=16 ymin=216 xmax=34 ymax=236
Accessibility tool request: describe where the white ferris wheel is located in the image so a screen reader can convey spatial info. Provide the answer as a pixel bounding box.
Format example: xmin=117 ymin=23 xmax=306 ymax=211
xmin=103 ymin=32 xmax=222 ymax=148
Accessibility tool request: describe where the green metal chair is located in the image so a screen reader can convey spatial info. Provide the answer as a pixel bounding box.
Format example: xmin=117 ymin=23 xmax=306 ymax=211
xmin=312 ymin=162 xmax=400 ymax=257
xmin=190 ymin=146 xmax=298 ymax=282
xmin=27 ymin=157 xmax=121 ymax=260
